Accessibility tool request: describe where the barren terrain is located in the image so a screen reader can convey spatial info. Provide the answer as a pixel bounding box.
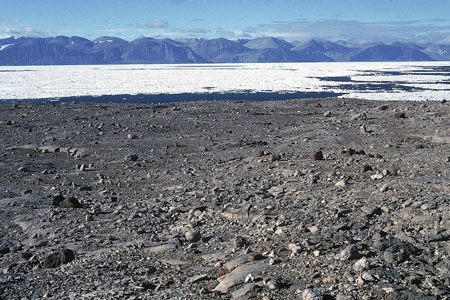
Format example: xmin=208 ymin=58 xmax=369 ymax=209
xmin=0 ymin=98 xmax=449 ymax=299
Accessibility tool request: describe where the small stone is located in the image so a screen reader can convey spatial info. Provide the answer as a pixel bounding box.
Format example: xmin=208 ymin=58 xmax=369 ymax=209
xmin=322 ymin=277 xmax=336 ymax=284
xmin=323 ymin=111 xmax=331 ymax=117
xmin=379 ymin=185 xmax=389 ymax=192
xmin=342 ymin=148 xmax=356 ymax=156
xmin=59 ymin=197 xmax=82 ymax=208
xmin=302 ymin=288 xmax=323 ymax=300
xmin=361 ymin=165 xmax=372 ymax=172
xmin=335 ymin=179 xmax=347 ymax=187
xmin=361 ymin=272 xmax=374 ymax=282
xmin=371 ymin=174 xmax=384 ymax=180
xmin=312 ymin=151 xmax=324 ymax=161
xmin=265 ymin=278 xmax=281 ymax=290
xmin=128 ymin=134 xmax=138 ymax=139
xmin=52 ymin=195 xmax=65 ymax=206
xmin=268 ymin=186 xmax=284 ymax=197
xmin=288 ymin=243 xmax=301 ymax=256
xmin=18 ymin=166 xmax=28 ymax=172
xmin=185 ymin=230 xmax=201 ymax=243
xmin=377 ymin=105 xmax=389 ymax=111
xmin=308 ymin=225 xmax=319 ymax=233
xmin=275 ymin=227 xmax=287 ymax=235
xmin=353 ymin=257 xmax=370 ymax=272
xmin=125 ymin=154 xmax=139 ymax=162
xmin=245 ymin=273 xmax=255 ymax=283
xmin=78 ymin=185 xmax=92 ymax=192
xmin=336 ymin=245 xmax=360 ymax=260
xmin=394 ymin=112 xmax=406 ymax=119
xmin=269 ymin=153 xmax=281 ymax=162
xmin=234 ymin=236 xmax=248 ymax=248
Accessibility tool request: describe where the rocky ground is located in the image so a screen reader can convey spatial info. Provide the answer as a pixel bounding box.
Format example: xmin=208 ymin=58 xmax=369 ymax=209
xmin=0 ymin=98 xmax=449 ymax=300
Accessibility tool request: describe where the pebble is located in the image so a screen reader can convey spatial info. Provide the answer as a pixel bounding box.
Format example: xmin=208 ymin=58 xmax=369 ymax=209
xmin=265 ymin=278 xmax=281 ymax=290
xmin=59 ymin=197 xmax=82 ymax=208
xmin=394 ymin=112 xmax=406 ymax=119
xmin=302 ymin=288 xmax=323 ymax=300
xmin=361 ymin=164 xmax=372 ymax=172
xmin=234 ymin=236 xmax=248 ymax=248
xmin=124 ymin=154 xmax=139 ymax=161
xmin=335 ymin=179 xmax=348 ymax=187
xmin=353 ymin=257 xmax=370 ymax=272
xmin=312 ymin=151 xmax=324 ymax=161
xmin=185 ymin=230 xmax=201 ymax=243
xmin=52 ymin=194 xmax=65 ymax=206
xmin=371 ymin=174 xmax=384 ymax=180
xmin=336 ymin=245 xmax=360 ymax=260
xmin=269 ymin=153 xmax=281 ymax=162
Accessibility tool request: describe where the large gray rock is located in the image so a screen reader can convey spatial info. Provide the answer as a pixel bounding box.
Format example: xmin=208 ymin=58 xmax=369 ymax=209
xmin=42 ymin=249 xmax=75 ymax=268
xmin=213 ymin=261 xmax=267 ymax=293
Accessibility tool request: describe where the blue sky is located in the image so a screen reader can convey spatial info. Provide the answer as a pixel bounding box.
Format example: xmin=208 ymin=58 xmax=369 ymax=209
xmin=1 ymin=0 xmax=450 ymax=43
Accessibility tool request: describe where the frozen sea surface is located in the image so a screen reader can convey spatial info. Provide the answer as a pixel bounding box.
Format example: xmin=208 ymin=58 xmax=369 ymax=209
xmin=0 ymin=62 xmax=449 ymax=102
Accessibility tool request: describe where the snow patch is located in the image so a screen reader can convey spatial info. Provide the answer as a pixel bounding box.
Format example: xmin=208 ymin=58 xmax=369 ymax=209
xmin=0 ymin=44 xmax=13 ymax=51
xmin=95 ymin=40 xmax=113 ymax=44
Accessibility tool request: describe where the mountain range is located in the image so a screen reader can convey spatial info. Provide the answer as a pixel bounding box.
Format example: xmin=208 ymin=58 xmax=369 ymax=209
xmin=0 ymin=35 xmax=449 ymax=65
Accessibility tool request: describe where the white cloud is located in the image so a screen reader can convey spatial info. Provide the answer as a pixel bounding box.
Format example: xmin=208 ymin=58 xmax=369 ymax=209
xmin=217 ymin=27 xmax=253 ymax=39
xmin=244 ymin=19 xmax=450 ymax=43
xmin=0 ymin=26 xmax=50 ymax=38
xmin=102 ymin=28 xmax=127 ymax=33
xmin=141 ymin=19 xmax=169 ymax=29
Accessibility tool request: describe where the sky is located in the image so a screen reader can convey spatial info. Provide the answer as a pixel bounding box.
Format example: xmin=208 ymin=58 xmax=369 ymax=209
xmin=1 ymin=0 xmax=450 ymax=43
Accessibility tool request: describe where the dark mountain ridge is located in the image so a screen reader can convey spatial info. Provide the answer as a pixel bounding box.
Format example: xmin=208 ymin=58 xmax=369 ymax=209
xmin=0 ymin=35 xmax=447 ymax=65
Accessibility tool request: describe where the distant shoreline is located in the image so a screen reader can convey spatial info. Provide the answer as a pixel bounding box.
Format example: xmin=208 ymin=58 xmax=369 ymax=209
xmin=0 ymin=91 xmax=344 ymax=104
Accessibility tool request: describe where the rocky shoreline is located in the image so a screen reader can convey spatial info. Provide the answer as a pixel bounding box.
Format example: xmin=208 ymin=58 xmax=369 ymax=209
xmin=0 ymin=98 xmax=449 ymax=299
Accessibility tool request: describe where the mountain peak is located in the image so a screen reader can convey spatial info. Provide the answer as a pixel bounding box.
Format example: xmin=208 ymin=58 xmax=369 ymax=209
xmin=244 ymin=37 xmax=294 ymax=50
